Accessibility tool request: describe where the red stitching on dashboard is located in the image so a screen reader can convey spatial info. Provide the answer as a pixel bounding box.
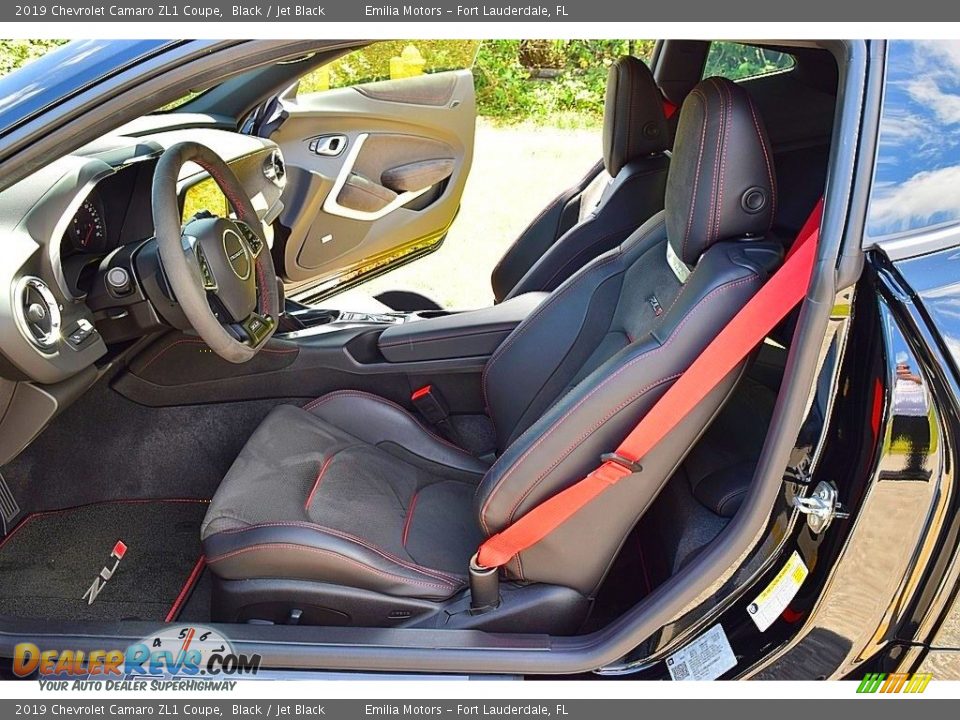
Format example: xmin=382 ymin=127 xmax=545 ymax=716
xmin=137 ymin=338 xmax=296 ymax=374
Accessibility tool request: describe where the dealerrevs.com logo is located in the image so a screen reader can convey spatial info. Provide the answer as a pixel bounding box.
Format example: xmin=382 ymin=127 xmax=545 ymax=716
xmin=14 ymin=625 xmax=261 ymax=689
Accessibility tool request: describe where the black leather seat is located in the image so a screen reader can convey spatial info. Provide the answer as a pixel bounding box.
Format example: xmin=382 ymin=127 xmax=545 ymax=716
xmin=380 ymin=56 xmax=671 ymax=311
xmin=203 ymin=76 xmax=783 ymax=632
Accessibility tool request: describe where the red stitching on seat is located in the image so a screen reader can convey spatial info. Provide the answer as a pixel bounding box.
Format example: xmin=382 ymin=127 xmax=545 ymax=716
xmin=481 ymin=250 xmax=624 ymax=415
xmin=401 ymin=491 xmax=420 ymax=548
xmin=304 ymin=453 xmax=337 ymax=510
xmin=164 ymin=555 xmax=206 ymax=622
xmin=302 ymin=390 xmax=472 ymax=457
xmin=478 ymin=273 xmax=759 ymax=535
xmin=504 ymin=373 xmax=681 ymax=526
xmin=206 ymin=543 xmax=458 ymax=592
xmin=212 ymin=521 xmax=464 ymax=585
xmin=681 ymin=89 xmax=708 ymax=263
xmin=746 ymin=94 xmax=777 ymax=230
xmin=713 ymin=79 xmax=732 ymax=245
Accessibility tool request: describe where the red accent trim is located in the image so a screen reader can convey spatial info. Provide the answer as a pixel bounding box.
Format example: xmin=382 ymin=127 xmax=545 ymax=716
xmin=213 ymin=521 xmax=463 ymax=584
xmin=636 ymin=533 xmax=652 ymax=595
xmin=207 ymin=543 xmax=455 ymax=591
xmin=138 ymin=338 xmax=296 ymax=374
xmin=165 ymin=555 xmax=206 ymax=623
xmin=401 ymin=491 xmax=420 ymax=548
xmin=304 ymin=454 xmax=337 ymax=510
xmin=113 ymin=540 xmax=127 ymax=559
xmin=411 ymin=385 xmax=432 ymax=401
xmin=0 ymin=498 xmax=209 ymax=553
xmin=871 ymin=376 xmax=885 ymax=439
xmin=476 ymin=200 xmax=825 ymax=569
xmin=781 ymin=607 xmax=805 ymax=624
xmin=663 ymin=98 xmax=678 ymax=119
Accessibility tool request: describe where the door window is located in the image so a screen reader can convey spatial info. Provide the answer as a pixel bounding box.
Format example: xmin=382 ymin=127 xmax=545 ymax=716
xmin=297 ymin=41 xmax=480 ymax=97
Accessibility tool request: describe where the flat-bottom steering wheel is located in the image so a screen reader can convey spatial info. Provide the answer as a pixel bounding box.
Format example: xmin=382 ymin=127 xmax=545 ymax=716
xmin=152 ymin=141 xmax=279 ymax=363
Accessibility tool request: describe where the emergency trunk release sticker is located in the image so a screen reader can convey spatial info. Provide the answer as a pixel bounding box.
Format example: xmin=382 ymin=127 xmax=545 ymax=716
xmin=666 ymin=623 xmax=737 ymax=681
xmin=747 ymin=550 xmax=809 ymax=631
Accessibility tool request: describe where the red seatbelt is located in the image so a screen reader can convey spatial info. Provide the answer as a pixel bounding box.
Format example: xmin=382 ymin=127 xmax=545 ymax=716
xmin=476 ymin=200 xmax=825 ymax=569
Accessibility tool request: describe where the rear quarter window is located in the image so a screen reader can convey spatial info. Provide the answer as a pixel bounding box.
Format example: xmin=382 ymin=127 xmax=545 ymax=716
xmin=867 ymin=40 xmax=960 ymax=239
xmin=703 ymin=41 xmax=795 ymax=81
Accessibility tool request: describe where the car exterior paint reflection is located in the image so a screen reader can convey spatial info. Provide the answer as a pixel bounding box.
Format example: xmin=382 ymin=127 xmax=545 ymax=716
xmin=0 ymin=40 xmax=172 ymax=137
xmin=751 ymin=268 xmax=949 ymax=679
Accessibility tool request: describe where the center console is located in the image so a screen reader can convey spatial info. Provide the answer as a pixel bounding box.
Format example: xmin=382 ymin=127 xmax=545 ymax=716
xmin=112 ymin=292 xmax=548 ymax=410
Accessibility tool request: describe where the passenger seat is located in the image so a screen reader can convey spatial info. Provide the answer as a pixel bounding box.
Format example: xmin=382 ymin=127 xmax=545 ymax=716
xmin=379 ymin=56 xmax=672 ymax=310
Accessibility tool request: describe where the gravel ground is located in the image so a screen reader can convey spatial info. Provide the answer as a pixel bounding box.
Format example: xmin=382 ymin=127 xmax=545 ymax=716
xmin=330 ymin=118 xmax=601 ymax=311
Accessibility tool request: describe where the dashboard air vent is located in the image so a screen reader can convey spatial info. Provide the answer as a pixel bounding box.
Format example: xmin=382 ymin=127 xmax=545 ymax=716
xmin=16 ymin=276 xmax=61 ymax=350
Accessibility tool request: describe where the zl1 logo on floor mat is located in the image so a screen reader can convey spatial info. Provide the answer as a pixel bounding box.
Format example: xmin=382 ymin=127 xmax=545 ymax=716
xmin=82 ymin=540 xmax=127 ymax=605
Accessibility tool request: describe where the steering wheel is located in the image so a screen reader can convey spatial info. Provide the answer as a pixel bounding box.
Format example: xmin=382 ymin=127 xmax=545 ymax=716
xmin=152 ymin=142 xmax=279 ymax=363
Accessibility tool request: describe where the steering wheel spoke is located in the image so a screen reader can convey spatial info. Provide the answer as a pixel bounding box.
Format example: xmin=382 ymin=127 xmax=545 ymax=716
xmin=236 ymin=311 xmax=277 ymax=347
xmin=181 ymin=234 xmax=218 ymax=291
xmin=235 ymin=221 xmax=266 ymax=258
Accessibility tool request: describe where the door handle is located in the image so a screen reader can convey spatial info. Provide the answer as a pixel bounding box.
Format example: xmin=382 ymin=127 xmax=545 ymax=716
xmin=308 ymin=134 xmax=347 ymax=157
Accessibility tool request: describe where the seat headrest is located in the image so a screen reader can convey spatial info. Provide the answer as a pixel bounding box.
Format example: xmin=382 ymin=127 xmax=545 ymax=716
xmin=666 ymin=77 xmax=777 ymax=265
xmin=602 ymin=56 xmax=669 ymax=176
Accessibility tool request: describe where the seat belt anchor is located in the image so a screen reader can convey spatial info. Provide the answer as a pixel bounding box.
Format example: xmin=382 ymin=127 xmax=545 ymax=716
xmin=468 ymin=552 xmax=501 ymax=613
xmin=600 ymin=452 xmax=643 ymax=473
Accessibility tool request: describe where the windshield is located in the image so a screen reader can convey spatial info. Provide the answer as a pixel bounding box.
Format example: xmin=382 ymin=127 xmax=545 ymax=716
xmin=0 ymin=39 xmax=173 ymax=138
xmin=0 ymin=39 xmax=68 ymax=78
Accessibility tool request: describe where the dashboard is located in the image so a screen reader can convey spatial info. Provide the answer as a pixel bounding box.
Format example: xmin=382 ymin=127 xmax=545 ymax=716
xmin=0 ymin=128 xmax=286 ymax=391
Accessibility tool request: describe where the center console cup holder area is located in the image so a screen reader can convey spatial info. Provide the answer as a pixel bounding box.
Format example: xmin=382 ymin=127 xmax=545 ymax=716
xmin=278 ymin=293 xmax=547 ymax=365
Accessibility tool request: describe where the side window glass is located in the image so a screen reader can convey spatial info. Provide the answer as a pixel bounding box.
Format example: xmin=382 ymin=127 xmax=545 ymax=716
xmin=703 ymin=41 xmax=795 ymax=81
xmin=868 ymin=40 xmax=960 ymax=239
xmin=297 ymin=41 xmax=480 ymax=97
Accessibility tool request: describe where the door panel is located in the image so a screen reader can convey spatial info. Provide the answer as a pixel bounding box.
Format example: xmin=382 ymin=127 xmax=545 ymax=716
xmin=272 ymin=69 xmax=475 ymax=291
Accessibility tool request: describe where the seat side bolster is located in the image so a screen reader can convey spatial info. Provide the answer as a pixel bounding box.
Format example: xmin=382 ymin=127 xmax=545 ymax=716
xmin=204 ymin=523 xmax=465 ymax=601
xmin=483 ymin=214 xmax=668 ymax=450
xmin=304 ymin=390 xmax=488 ymax=476
xmin=477 ymin=242 xmax=773 ymax=540
xmin=491 ymin=159 xmax=605 ymax=302
xmin=504 ymin=156 xmax=670 ymax=300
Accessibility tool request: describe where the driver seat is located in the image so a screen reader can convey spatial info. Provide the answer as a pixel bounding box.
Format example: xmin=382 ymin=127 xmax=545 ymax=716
xmin=202 ymin=77 xmax=782 ymax=632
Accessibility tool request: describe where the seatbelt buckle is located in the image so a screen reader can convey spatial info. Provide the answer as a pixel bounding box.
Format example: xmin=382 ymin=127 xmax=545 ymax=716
xmin=600 ymin=453 xmax=643 ymax=474
xmin=468 ymin=552 xmax=500 ymax=613
xmin=411 ymin=385 xmax=450 ymax=427
xmin=591 ymin=454 xmax=641 ymax=486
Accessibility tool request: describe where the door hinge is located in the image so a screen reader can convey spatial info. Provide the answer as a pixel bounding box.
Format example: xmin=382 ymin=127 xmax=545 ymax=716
xmin=792 ymin=480 xmax=849 ymax=534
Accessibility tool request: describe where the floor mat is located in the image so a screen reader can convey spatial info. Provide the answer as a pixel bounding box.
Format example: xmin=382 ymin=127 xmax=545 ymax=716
xmin=0 ymin=499 xmax=207 ymax=622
